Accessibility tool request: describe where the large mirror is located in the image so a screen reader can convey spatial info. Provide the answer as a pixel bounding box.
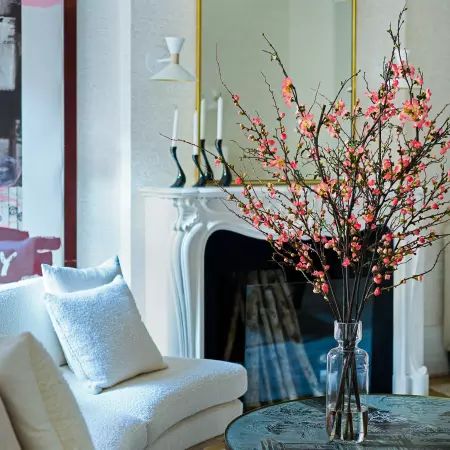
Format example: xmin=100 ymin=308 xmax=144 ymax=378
xmin=198 ymin=0 xmax=356 ymax=183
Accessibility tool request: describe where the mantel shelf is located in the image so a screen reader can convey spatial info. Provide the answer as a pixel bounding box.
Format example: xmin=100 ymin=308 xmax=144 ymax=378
xmin=139 ymin=185 xmax=286 ymax=200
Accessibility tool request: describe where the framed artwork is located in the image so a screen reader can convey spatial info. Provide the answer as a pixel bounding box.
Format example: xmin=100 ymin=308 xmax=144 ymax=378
xmin=0 ymin=0 xmax=76 ymax=283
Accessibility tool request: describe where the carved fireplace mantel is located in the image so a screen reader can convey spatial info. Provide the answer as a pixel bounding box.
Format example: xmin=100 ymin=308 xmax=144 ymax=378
xmin=141 ymin=186 xmax=429 ymax=395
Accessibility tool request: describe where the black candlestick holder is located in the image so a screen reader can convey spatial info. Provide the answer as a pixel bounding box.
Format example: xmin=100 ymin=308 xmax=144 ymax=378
xmin=200 ymin=139 xmax=214 ymax=181
xmin=215 ymin=139 xmax=232 ymax=186
xmin=170 ymin=146 xmax=186 ymax=188
xmin=192 ymin=153 xmax=207 ymax=187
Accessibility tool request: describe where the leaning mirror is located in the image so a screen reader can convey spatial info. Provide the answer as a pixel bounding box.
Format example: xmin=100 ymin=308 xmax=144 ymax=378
xmin=198 ymin=0 xmax=355 ymax=184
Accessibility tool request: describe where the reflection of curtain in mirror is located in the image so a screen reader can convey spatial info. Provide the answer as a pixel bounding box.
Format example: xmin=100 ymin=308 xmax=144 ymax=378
xmin=0 ymin=0 xmax=63 ymax=283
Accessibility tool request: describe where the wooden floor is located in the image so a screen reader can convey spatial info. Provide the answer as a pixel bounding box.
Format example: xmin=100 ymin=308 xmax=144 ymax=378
xmin=189 ymin=436 xmax=226 ymax=450
xmin=190 ymin=377 xmax=450 ymax=450
xmin=429 ymin=374 xmax=450 ymax=397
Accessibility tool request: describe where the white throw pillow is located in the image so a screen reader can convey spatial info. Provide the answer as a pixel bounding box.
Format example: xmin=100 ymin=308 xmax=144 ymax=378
xmin=41 ymin=256 xmax=122 ymax=294
xmin=0 ymin=395 xmax=21 ymax=450
xmin=45 ymin=275 xmax=167 ymax=394
xmin=0 ymin=333 xmax=94 ymax=450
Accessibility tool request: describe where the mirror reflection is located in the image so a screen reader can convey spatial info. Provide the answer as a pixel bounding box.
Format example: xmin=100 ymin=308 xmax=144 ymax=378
xmin=200 ymin=0 xmax=353 ymax=182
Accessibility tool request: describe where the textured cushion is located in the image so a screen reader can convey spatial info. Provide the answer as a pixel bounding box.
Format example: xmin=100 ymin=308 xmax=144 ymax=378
xmin=42 ymin=256 xmax=122 ymax=294
xmin=0 ymin=277 xmax=65 ymax=365
xmin=0 ymin=395 xmax=21 ymax=450
xmin=45 ymin=275 xmax=166 ymax=394
xmin=0 ymin=333 xmax=94 ymax=450
xmin=62 ymin=356 xmax=247 ymax=449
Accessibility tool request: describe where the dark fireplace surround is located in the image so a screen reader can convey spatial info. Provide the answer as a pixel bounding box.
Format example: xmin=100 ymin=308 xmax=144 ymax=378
xmin=204 ymin=230 xmax=393 ymax=409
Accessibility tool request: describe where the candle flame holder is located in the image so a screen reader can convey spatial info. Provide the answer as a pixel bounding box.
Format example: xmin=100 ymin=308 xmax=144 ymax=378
xmin=170 ymin=146 xmax=186 ymax=188
xmin=215 ymin=139 xmax=231 ymax=186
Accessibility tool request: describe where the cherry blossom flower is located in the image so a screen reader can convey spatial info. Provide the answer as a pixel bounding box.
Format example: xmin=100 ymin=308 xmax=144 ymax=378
xmin=299 ymin=112 xmax=316 ymax=138
xmin=269 ymin=156 xmax=286 ymax=169
xmin=281 ymin=77 xmax=294 ymax=105
xmin=399 ymin=98 xmax=430 ymax=128
xmin=440 ymin=141 xmax=450 ymax=155
xmin=342 ymin=258 xmax=351 ymax=268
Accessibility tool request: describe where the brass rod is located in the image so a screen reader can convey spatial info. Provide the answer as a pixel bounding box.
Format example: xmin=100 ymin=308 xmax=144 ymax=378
xmin=195 ymin=0 xmax=202 ymax=180
xmin=351 ymin=0 xmax=357 ymax=138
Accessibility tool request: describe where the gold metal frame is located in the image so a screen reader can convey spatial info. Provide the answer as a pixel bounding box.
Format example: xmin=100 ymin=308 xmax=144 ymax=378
xmin=196 ymin=0 xmax=202 ymax=133
xmin=351 ymin=0 xmax=357 ymax=138
xmin=195 ymin=0 xmax=357 ymax=185
xmin=351 ymin=0 xmax=358 ymax=110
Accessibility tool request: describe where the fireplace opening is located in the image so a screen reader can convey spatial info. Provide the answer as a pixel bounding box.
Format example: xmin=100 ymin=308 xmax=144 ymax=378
xmin=204 ymin=230 xmax=393 ymax=409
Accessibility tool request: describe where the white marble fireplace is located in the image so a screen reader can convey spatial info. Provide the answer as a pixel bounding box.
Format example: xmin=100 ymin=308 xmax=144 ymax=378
xmin=141 ymin=186 xmax=429 ymax=395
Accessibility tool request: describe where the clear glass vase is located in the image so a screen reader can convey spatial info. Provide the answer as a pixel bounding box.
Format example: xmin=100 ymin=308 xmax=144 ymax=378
xmin=326 ymin=321 xmax=369 ymax=443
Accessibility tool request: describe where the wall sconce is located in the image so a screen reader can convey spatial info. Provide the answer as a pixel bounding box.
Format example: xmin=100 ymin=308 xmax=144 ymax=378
xmin=151 ymin=37 xmax=195 ymax=82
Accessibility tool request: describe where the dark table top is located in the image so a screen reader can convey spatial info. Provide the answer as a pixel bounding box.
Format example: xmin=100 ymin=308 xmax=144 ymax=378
xmin=225 ymin=395 xmax=450 ymax=449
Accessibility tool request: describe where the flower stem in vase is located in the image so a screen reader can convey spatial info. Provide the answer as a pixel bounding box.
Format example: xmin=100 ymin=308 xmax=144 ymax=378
xmin=326 ymin=321 xmax=368 ymax=443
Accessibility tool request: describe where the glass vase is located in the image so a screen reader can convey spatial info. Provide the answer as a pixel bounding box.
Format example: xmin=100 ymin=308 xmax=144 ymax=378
xmin=326 ymin=321 xmax=369 ymax=443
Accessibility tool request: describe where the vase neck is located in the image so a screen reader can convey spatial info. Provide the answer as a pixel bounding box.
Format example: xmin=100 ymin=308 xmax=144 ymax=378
xmin=334 ymin=321 xmax=362 ymax=347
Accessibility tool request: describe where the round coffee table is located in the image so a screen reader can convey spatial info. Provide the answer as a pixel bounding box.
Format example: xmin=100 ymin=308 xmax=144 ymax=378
xmin=225 ymin=395 xmax=450 ymax=449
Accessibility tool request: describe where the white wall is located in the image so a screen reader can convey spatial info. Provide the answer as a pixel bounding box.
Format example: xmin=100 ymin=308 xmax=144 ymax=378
xmin=130 ymin=0 xmax=196 ymax=314
xmin=77 ymin=0 xmax=450 ymax=372
xmin=77 ymin=0 xmax=195 ymax=314
xmin=406 ymin=0 xmax=450 ymax=375
xmin=357 ymin=0 xmax=450 ymax=375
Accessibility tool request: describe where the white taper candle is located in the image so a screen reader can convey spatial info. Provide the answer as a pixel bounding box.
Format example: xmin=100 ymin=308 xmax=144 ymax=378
xmin=200 ymin=98 xmax=206 ymax=140
xmin=171 ymin=108 xmax=178 ymax=147
xmin=217 ymin=96 xmax=223 ymax=140
xmin=192 ymin=110 xmax=199 ymax=155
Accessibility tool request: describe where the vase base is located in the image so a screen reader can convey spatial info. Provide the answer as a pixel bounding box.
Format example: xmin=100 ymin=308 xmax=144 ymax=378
xmin=326 ymin=407 xmax=368 ymax=443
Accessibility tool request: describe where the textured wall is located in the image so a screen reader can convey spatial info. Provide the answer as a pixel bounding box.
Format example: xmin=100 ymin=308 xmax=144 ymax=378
xmin=357 ymin=0 xmax=450 ymax=375
xmin=130 ymin=0 xmax=196 ymax=313
xmin=77 ymin=0 xmax=195 ymax=313
xmin=77 ymin=0 xmax=131 ymax=279
xmin=406 ymin=0 xmax=450 ymax=374
xmin=77 ymin=1 xmax=449 ymax=370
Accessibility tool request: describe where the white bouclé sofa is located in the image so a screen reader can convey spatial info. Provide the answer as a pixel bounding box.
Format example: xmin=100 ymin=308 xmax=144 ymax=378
xmin=0 ymin=277 xmax=247 ymax=450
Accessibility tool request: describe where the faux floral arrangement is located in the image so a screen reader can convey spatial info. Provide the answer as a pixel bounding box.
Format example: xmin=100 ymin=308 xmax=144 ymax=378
xmin=215 ymin=9 xmax=449 ymax=442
